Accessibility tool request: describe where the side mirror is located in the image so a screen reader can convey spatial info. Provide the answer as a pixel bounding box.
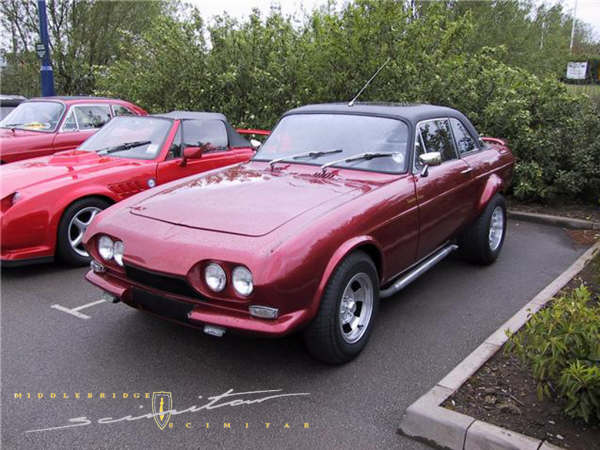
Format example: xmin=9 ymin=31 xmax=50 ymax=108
xmin=250 ymin=139 xmax=262 ymax=150
xmin=179 ymin=145 xmax=205 ymax=167
xmin=418 ymin=152 xmax=442 ymax=177
xmin=419 ymin=152 xmax=442 ymax=166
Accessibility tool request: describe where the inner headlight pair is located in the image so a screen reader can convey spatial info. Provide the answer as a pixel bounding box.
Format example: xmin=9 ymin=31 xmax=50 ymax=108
xmin=204 ymin=263 xmax=253 ymax=296
xmin=98 ymin=236 xmax=125 ymax=266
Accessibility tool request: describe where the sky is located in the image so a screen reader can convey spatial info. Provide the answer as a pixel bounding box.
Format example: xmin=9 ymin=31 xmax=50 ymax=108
xmin=188 ymin=0 xmax=600 ymax=40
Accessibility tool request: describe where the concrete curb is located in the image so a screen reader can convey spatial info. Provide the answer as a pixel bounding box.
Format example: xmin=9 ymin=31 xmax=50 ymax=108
xmin=508 ymin=210 xmax=600 ymax=230
xmin=399 ymin=239 xmax=600 ymax=450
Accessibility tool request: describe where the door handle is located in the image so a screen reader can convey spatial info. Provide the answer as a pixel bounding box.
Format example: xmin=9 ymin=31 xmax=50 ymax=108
xmin=460 ymin=168 xmax=473 ymax=174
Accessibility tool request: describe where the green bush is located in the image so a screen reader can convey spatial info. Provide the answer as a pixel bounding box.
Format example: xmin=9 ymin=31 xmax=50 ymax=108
xmin=507 ymin=285 xmax=600 ymax=423
xmin=95 ymin=0 xmax=600 ymax=203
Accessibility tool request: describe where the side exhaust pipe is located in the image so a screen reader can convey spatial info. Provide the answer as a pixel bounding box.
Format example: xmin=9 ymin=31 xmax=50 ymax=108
xmin=380 ymin=244 xmax=458 ymax=298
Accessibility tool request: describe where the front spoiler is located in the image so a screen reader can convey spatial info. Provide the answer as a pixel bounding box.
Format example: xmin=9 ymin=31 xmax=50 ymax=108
xmin=85 ymin=270 xmax=311 ymax=337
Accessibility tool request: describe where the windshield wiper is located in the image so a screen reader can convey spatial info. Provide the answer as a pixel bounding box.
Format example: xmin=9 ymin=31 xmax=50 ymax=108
xmin=97 ymin=140 xmax=151 ymax=155
xmin=319 ymin=152 xmax=398 ymax=172
xmin=1 ymin=123 xmax=24 ymax=129
xmin=268 ymin=149 xmax=343 ymax=169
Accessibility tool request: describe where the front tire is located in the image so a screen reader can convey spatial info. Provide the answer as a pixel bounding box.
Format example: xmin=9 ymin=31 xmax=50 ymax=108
xmin=459 ymin=193 xmax=507 ymax=265
xmin=303 ymin=251 xmax=379 ymax=364
xmin=56 ymin=197 xmax=110 ymax=266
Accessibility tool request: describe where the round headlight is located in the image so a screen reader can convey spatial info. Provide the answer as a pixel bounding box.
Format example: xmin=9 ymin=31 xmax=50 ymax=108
xmin=232 ymin=266 xmax=253 ymax=296
xmin=113 ymin=241 xmax=124 ymax=266
xmin=205 ymin=263 xmax=226 ymax=292
xmin=98 ymin=236 xmax=114 ymax=260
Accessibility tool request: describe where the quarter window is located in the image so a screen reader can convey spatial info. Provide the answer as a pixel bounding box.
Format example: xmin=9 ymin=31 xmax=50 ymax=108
xmin=62 ymin=110 xmax=78 ymax=131
xmin=167 ymin=126 xmax=183 ymax=159
xmin=416 ymin=119 xmax=457 ymax=163
xmin=182 ymin=119 xmax=228 ymax=150
xmin=450 ymin=118 xmax=478 ymax=155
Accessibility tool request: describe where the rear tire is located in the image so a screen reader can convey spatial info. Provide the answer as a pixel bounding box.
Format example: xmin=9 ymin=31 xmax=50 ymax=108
xmin=459 ymin=193 xmax=507 ymax=265
xmin=303 ymin=251 xmax=379 ymax=364
xmin=56 ymin=197 xmax=110 ymax=266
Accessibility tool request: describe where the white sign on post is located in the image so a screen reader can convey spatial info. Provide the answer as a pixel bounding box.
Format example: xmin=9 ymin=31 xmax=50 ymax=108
xmin=566 ymin=62 xmax=588 ymax=80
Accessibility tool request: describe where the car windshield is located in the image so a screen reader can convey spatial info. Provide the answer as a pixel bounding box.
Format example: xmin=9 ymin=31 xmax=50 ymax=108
xmin=78 ymin=116 xmax=172 ymax=160
xmin=0 ymin=101 xmax=64 ymax=132
xmin=254 ymin=113 xmax=410 ymax=173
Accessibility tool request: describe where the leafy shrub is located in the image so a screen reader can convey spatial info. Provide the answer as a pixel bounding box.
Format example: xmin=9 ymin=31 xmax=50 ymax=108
xmin=95 ymin=0 xmax=600 ymax=203
xmin=506 ymin=285 xmax=600 ymax=423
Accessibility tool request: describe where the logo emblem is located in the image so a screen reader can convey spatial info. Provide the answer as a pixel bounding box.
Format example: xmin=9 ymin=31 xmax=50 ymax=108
xmin=152 ymin=391 xmax=172 ymax=430
xmin=147 ymin=178 xmax=156 ymax=188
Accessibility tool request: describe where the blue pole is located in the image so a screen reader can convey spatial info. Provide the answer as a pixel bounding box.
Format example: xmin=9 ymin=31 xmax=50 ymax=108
xmin=37 ymin=0 xmax=55 ymax=96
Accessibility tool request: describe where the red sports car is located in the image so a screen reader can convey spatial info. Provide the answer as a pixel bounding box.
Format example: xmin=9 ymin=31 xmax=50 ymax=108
xmin=0 ymin=96 xmax=147 ymax=164
xmin=83 ymin=103 xmax=514 ymax=363
xmin=1 ymin=111 xmax=261 ymax=266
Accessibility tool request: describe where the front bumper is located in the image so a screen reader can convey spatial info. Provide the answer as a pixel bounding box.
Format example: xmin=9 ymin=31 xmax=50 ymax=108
xmin=85 ymin=269 xmax=311 ymax=337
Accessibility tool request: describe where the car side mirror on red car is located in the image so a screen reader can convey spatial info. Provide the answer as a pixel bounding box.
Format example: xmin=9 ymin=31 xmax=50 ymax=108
xmin=179 ymin=145 xmax=207 ymax=167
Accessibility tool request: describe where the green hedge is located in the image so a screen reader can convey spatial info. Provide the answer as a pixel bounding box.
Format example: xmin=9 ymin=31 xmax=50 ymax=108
xmin=95 ymin=1 xmax=600 ymax=203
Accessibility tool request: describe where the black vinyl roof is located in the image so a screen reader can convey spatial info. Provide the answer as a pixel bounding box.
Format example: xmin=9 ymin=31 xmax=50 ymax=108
xmin=154 ymin=111 xmax=227 ymax=121
xmin=153 ymin=111 xmax=249 ymax=147
xmin=282 ymin=102 xmax=480 ymax=139
xmin=285 ymin=102 xmax=462 ymax=123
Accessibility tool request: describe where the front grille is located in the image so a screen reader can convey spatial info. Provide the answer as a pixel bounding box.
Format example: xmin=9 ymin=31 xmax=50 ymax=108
xmin=125 ymin=264 xmax=203 ymax=299
xmin=132 ymin=288 xmax=193 ymax=321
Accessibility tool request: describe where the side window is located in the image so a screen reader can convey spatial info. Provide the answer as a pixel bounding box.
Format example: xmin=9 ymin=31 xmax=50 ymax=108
xmin=450 ymin=118 xmax=478 ymax=155
xmin=417 ymin=119 xmax=457 ymax=163
xmin=182 ymin=119 xmax=228 ymax=150
xmin=73 ymin=105 xmax=112 ymax=130
xmin=112 ymin=104 xmax=134 ymax=117
xmin=62 ymin=110 xmax=78 ymax=131
xmin=167 ymin=126 xmax=182 ymax=160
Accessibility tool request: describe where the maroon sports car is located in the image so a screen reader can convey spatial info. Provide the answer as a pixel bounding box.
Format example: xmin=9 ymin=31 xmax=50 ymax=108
xmin=84 ymin=103 xmax=514 ymax=364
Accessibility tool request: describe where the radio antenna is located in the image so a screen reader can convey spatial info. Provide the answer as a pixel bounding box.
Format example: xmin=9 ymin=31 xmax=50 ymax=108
xmin=348 ymin=57 xmax=391 ymax=107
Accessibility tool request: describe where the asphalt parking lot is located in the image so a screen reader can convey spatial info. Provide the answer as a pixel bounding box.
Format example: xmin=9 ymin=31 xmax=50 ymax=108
xmin=1 ymin=220 xmax=589 ymax=450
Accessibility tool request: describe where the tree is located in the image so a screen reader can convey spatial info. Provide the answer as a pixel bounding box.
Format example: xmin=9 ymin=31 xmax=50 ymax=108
xmin=0 ymin=0 xmax=165 ymax=95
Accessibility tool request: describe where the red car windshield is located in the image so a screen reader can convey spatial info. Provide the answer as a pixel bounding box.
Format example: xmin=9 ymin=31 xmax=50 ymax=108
xmin=0 ymin=101 xmax=64 ymax=132
xmin=78 ymin=116 xmax=172 ymax=160
xmin=255 ymin=113 xmax=410 ymax=173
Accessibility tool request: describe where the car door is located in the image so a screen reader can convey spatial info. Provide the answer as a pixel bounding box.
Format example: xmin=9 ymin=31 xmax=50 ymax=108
xmin=156 ymin=119 xmax=253 ymax=184
xmin=52 ymin=104 xmax=112 ymax=153
xmin=449 ymin=117 xmax=504 ymax=221
xmin=414 ymin=118 xmax=477 ymax=259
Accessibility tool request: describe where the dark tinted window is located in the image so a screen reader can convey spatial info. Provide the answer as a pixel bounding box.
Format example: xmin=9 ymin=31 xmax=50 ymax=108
xmin=182 ymin=119 xmax=228 ymax=149
xmin=417 ymin=119 xmax=456 ymax=163
xmin=450 ymin=118 xmax=477 ymax=155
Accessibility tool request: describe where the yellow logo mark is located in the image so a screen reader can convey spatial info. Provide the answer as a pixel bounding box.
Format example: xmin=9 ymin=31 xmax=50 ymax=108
xmin=152 ymin=392 xmax=172 ymax=430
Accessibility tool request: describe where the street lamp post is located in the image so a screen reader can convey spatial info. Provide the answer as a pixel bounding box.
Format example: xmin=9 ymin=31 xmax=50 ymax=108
xmin=569 ymin=0 xmax=578 ymax=54
xmin=37 ymin=0 xmax=55 ymax=96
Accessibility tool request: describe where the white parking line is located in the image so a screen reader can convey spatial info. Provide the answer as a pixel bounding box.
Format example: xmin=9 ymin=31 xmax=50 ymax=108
xmin=51 ymin=299 xmax=106 ymax=320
